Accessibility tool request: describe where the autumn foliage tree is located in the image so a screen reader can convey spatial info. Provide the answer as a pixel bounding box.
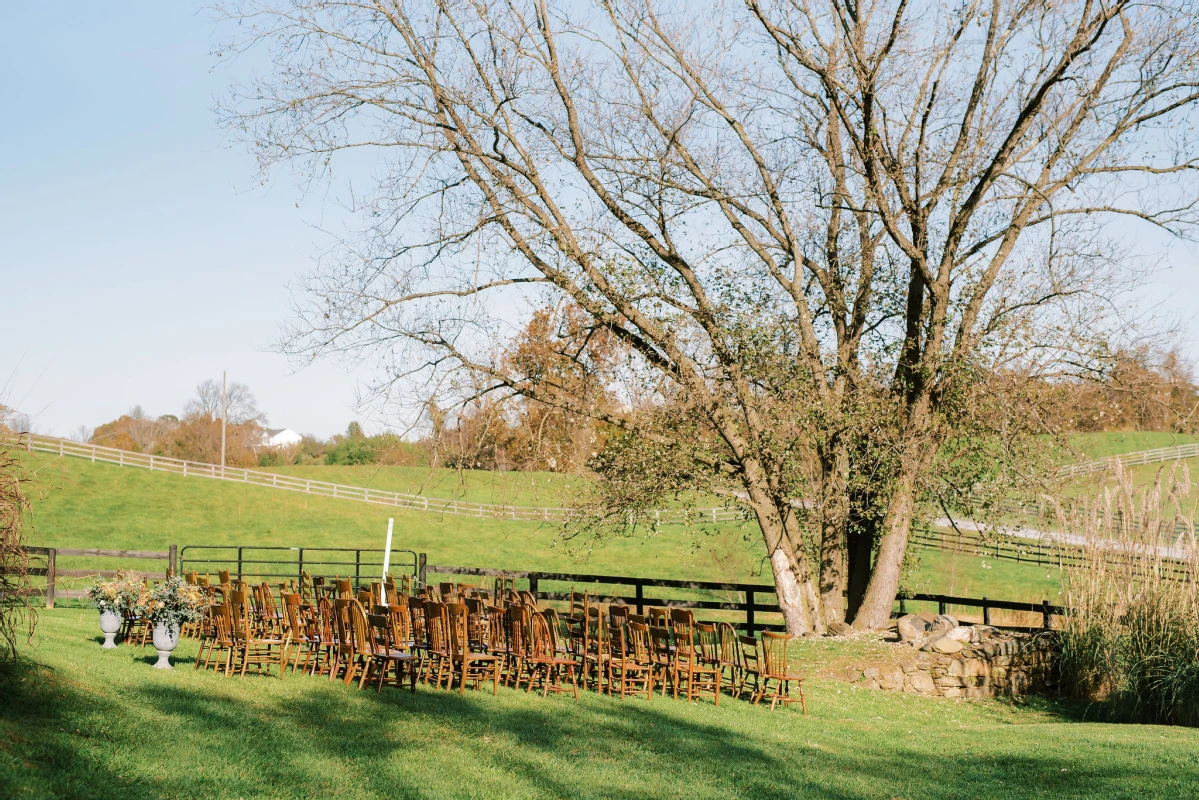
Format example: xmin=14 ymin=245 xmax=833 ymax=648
xmin=226 ymin=0 xmax=1199 ymax=632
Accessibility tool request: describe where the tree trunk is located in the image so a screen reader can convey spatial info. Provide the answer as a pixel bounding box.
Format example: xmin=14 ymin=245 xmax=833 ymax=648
xmin=852 ymin=477 xmax=915 ymax=630
xmin=756 ymin=508 xmax=823 ymax=636
xmin=817 ymin=443 xmax=851 ymax=625
xmin=844 ymin=517 xmax=873 ymax=622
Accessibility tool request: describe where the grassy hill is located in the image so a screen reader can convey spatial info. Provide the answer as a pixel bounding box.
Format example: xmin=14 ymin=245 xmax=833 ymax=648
xmin=19 ymin=450 xmax=1068 ymax=609
xmin=1062 ymin=431 xmax=1199 ymax=460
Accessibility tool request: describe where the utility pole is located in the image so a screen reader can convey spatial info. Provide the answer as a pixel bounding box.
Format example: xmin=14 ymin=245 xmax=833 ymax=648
xmin=220 ymin=370 xmax=227 ymax=478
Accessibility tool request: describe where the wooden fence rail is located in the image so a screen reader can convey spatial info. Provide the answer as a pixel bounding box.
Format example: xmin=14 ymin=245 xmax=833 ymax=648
xmin=17 ymin=546 xmax=175 ymax=608
xmin=425 ymin=563 xmax=1066 ymax=633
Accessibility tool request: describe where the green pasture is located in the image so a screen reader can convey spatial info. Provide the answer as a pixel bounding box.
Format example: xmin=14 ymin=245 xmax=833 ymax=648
xmin=20 ymin=452 xmax=1071 ymax=608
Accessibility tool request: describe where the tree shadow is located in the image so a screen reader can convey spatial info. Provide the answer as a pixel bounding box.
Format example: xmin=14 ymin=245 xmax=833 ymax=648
xmin=3 ymin=650 xmax=1195 ymax=800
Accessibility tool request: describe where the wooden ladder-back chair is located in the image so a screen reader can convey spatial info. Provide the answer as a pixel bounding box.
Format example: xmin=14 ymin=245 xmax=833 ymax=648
xmin=307 ymin=595 xmax=337 ymax=677
xmin=527 ymin=612 xmax=579 ymax=699
xmin=335 ymin=578 xmax=353 ymax=600
xmin=448 ymin=603 xmax=501 ymax=694
xmin=258 ymin=583 xmax=285 ymax=636
xmin=439 ymin=582 xmax=456 ymax=602
xmin=648 ymin=625 xmax=674 ymax=697
xmin=408 ymin=597 xmax=429 ymax=681
xmin=609 ymin=604 xmax=630 ymax=632
xmin=464 ymin=597 xmax=488 ymax=652
xmin=717 ymin=623 xmax=743 ymax=697
xmin=505 ymin=604 xmax=534 ymax=690
xmin=541 ymin=607 xmax=572 ymax=660
xmin=678 ymin=622 xmax=721 ymax=705
xmin=756 ymin=632 xmax=807 ymax=712
xmin=282 ymin=592 xmax=321 ymax=675
xmin=230 ymin=589 xmax=289 ymax=679
xmin=423 ymin=601 xmax=454 ymax=690
xmin=648 ymin=607 xmax=669 ymax=629
xmin=364 ymin=612 xmax=418 ymax=693
xmin=339 ymin=600 xmax=377 ymax=688
xmin=738 ymin=634 xmax=763 ymax=700
xmin=610 ymin=619 xmax=653 ymax=701
xmin=584 ymin=609 xmax=611 ymax=694
xmin=197 ymin=602 xmax=235 ymax=674
xmin=330 ymin=598 xmax=354 ymax=682
xmin=485 ymin=605 xmax=510 ymax=676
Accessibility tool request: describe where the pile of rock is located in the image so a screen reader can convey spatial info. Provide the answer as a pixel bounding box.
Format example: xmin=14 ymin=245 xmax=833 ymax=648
xmin=849 ymin=612 xmax=1055 ymax=698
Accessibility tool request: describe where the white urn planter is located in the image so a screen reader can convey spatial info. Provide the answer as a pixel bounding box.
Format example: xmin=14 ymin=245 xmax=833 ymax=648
xmin=151 ymin=622 xmax=180 ymax=669
xmin=99 ymin=610 xmax=121 ymax=649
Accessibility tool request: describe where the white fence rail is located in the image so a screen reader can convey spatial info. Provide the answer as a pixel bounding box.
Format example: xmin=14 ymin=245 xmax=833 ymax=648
xmin=1057 ymin=442 xmax=1199 ymax=477
xmin=13 ymin=433 xmax=743 ymax=524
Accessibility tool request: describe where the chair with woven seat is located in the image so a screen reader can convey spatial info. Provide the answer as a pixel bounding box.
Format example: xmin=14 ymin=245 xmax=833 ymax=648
xmin=756 ymin=631 xmax=807 ymax=712
xmin=609 ymin=619 xmax=653 ymax=700
xmin=448 ymin=602 xmax=502 ymax=694
xmin=527 ymin=612 xmax=579 ymax=699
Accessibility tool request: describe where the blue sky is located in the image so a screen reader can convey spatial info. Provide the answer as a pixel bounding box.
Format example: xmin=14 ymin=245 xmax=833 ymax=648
xmin=2 ymin=3 xmax=1198 ymax=440
xmin=0 ymin=2 xmax=373 ymax=438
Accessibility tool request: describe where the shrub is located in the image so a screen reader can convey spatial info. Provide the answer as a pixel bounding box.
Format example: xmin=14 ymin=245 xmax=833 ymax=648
xmin=1051 ymin=461 xmax=1199 ymax=725
xmin=0 ymin=440 xmax=34 ymax=660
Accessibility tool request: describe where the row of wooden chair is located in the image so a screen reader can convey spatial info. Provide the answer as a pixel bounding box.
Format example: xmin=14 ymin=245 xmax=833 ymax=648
xmin=188 ymin=577 xmax=805 ymax=711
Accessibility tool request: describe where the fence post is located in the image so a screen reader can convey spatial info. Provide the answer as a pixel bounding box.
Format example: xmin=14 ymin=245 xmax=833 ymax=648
xmin=528 ymin=574 xmax=539 ymax=600
xmin=298 ymin=548 xmax=304 ymax=585
xmin=938 ymin=598 xmax=946 ymax=615
xmin=417 ymin=553 xmax=427 ymax=588
xmin=1042 ymin=600 xmax=1052 ymax=630
xmin=354 ymin=550 xmax=361 ymax=590
xmin=237 ymin=547 xmax=243 ymax=582
xmin=745 ymin=589 xmax=755 ymax=635
xmin=168 ymin=544 xmax=177 ymax=577
xmin=45 ymin=548 xmax=56 ymax=609
xmin=898 ymin=597 xmax=907 ymax=615
xmin=635 ymin=580 xmax=644 ymax=616
xmin=982 ymin=598 xmax=990 ymax=626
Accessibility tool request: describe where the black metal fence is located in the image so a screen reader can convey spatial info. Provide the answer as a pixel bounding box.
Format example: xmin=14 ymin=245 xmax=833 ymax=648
xmin=178 ymin=545 xmax=422 ymax=591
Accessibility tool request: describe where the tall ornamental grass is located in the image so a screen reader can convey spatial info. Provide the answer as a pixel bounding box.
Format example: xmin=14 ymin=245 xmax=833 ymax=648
xmin=1050 ymin=461 xmax=1199 ymax=725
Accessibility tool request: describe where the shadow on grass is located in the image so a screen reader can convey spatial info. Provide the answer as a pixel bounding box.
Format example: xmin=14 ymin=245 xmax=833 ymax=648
xmin=1 ymin=651 xmax=1193 ymax=800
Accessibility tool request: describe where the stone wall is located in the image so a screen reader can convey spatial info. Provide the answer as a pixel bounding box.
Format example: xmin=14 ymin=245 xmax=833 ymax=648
xmin=848 ymin=614 xmax=1056 ymax=698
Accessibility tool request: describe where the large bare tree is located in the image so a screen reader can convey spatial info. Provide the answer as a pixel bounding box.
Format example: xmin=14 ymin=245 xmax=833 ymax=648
xmin=220 ymin=0 xmax=1199 ymax=632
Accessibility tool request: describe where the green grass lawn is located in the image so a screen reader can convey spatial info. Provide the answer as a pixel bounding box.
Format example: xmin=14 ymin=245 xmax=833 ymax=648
xmin=3 ymin=609 xmax=1197 ymax=800
xmin=261 ymin=462 xmax=584 ymax=508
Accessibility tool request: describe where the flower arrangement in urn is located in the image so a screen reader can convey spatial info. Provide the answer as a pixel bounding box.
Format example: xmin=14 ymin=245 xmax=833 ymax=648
xmin=86 ymin=579 xmax=124 ymax=649
xmin=86 ymin=573 xmax=147 ymax=649
xmin=143 ymin=577 xmax=204 ymax=669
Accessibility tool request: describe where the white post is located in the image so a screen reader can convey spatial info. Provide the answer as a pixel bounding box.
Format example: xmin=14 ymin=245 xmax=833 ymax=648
xmin=220 ymin=371 xmax=228 ymax=479
xmin=381 ymin=518 xmax=394 ymax=605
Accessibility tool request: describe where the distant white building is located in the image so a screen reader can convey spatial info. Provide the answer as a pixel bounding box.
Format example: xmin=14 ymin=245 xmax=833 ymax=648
xmin=261 ymin=427 xmax=303 ymax=449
